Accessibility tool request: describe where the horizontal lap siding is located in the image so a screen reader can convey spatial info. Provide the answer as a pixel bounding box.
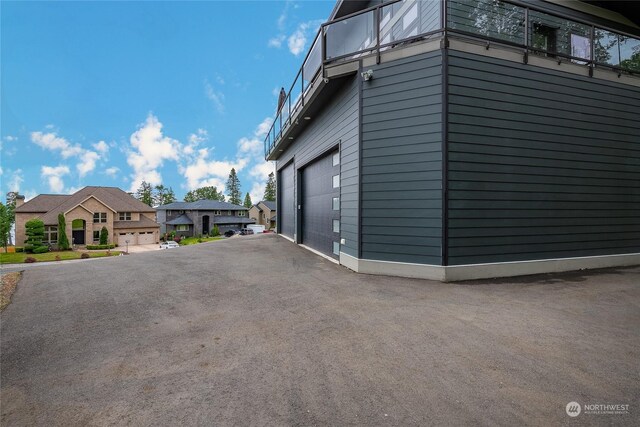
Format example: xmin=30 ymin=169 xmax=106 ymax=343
xmin=447 ymin=50 xmax=640 ymax=265
xmin=361 ymin=51 xmax=443 ymax=265
xmin=276 ymin=77 xmax=360 ymax=257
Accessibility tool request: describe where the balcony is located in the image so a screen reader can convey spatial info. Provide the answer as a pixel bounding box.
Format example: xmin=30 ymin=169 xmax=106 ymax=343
xmin=264 ymin=0 xmax=640 ymax=160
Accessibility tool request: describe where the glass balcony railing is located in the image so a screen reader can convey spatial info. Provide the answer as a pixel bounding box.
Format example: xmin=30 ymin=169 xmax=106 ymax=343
xmin=265 ymin=0 xmax=640 ymax=159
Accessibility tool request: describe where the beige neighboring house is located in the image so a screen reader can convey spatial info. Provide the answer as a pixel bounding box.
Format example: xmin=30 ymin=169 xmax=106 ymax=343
xmin=14 ymin=186 xmax=159 ymax=248
xmin=248 ymin=200 xmax=276 ymax=230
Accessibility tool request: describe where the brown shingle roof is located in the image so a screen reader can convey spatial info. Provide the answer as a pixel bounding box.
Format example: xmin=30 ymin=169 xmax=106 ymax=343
xmin=15 ymin=194 xmax=70 ymax=213
xmin=17 ymin=187 xmax=156 ymax=225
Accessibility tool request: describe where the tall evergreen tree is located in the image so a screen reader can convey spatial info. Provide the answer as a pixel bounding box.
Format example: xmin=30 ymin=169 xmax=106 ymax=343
xmin=226 ymin=168 xmax=241 ymax=205
xmin=57 ymin=213 xmax=70 ymax=250
xmin=24 ymin=218 xmax=46 ymax=253
xmin=0 ymin=203 xmax=11 ymax=250
xmin=243 ymin=192 xmax=253 ymax=208
xmin=184 ymin=186 xmax=225 ymax=202
xmin=135 ymin=181 xmax=154 ymax=206
xmin=154 ymin=184 xmax=177 ymax=206
xmin=263 ymin=172 xmax=276 ymax=201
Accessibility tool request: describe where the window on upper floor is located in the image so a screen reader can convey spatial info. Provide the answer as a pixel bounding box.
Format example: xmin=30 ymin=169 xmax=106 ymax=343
xmin=214 ymin=210 xmax=221 ymax=215
xmin=93 ymin=212 xmax=107 ymax=223
xmin=238 ymin=211 xmax=246 ymax=217
xmin=119 ymin=212 xmax=132 ymax=221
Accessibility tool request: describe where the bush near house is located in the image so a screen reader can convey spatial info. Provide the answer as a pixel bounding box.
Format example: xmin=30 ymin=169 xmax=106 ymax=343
xmin=24 ymin=219 xmax=46 ymax=254
xmin=86 ymin=244 xmax=116 ymax=250
xmin=57 ymin=213 xmax=70 ymax=250
xmin=212 ymin=225 xmax=220 ymax=237
xmin=99 ymin=226 xmax=108 ymax=245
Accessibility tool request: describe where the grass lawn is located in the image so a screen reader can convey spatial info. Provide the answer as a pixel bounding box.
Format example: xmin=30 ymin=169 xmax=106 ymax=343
xmin=179 ymin=236 xmax=224 ymax=246
xmin=0 ymin=251 xmax=121 ymax=264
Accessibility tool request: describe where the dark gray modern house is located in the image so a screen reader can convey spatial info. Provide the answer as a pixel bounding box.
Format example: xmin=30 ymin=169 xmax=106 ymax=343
xmin=156 ymin=200 xmax=254 ymax=237
xmin=263 ymin=0 xmax=640 ymax=281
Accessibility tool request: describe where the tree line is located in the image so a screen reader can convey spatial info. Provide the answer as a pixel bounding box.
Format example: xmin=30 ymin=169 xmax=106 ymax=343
xmin=133 ymin=169 xmax=276 ymax=208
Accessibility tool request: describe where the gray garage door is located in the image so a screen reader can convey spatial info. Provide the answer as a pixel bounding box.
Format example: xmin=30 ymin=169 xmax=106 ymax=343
xmin=302 ymin=150 xmax=340 ymax=259
xmin=279 ymin=162 xmax=295 ymax=239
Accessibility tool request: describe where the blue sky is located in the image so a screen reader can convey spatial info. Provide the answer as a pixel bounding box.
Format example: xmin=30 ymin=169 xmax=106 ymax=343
xmin=1 ymin=0 xmax=334 ymax=203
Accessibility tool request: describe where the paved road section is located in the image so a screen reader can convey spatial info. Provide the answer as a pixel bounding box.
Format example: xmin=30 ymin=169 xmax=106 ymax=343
xmin=1 ymin=235 xmax=639 ymax=426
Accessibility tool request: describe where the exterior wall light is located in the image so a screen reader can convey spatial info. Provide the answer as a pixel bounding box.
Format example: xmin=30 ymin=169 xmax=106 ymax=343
xmin=361 ymin=69 xmax=374 ymax=81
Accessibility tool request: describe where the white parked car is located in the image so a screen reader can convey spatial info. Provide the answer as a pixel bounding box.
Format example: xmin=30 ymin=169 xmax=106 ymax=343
xmin=159 ymin=241 xmax=180 ymax=249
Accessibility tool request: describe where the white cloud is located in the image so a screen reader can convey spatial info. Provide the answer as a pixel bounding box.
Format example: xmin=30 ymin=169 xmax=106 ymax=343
xmin=249 ymin=160 xmax=275 ymax=180
xmin=288 ymin=29 xmax=306 ymax=56
xmin=254 ymin=117 xmax=273 ymax=138
xmin=3 ymin=135 xmax=17 ymax=142
xmin=93 ymin=140 xmax=109 ymax=154
xmin=287 ymin=20 xmax=323 ymax=56
xmin=7 ymin=169 xmax=23 ymax=192
xmin=30 ymin=131 xmax=84 ymax=158
xmin=77 ymin=151 xmax=100 ymax=177
xmin=127 ymin=114 xmax=181 ymax=192
xmin=105 ymin=167 xmax=120 ymax=177
xmin=204 ymin=79 xmax=225 ymax=113
xmin=181 ymin=148 xmax=248 ymax=191
xmin=41 ymin=165 xmax=70 ymax=193
xmin=268 ymin=35 xmax=286 ymax=48
xmin=249 ymin=181 xmax=265 ymax=204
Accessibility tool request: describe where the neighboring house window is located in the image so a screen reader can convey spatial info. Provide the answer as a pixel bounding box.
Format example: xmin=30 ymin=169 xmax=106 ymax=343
xmin=93 ymin=212 xmax=107 ymax=223
xmin=215 ymin=210 xmax=221 ymax=215
xmin=176 ymin=225 xmax=189 ymax=231
xmin=119 ymin=212 xmax=132 ymax=221
xmin=228 ymin=210 xmax=232 ymax=215
xmin=44 ymin=226 xmax=58 ymax=243
xmin=93 ymin=231 xmax=100 ymax=242
xmin=238 ymin=211 xmax=246 ymax=217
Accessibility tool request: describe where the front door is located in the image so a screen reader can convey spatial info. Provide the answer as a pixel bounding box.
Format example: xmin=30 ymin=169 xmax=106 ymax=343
xmin=72 ymin=230 xmax=85 ymax=245
xmin=202 ymin=215 xmax=210 ymax=235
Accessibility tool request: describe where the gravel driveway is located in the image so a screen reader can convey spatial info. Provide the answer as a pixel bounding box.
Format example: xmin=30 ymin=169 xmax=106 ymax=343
xmin=1 ymin=234 xmax=639 ymax=426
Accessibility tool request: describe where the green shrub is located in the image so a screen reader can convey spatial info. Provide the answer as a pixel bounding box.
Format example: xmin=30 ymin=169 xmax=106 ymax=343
xmin=24 ymin=257 xmax=37 ymax=263
xmin=57 ymin=213 xmax=70 ymax=250
xmin=15 ymin=247 xmax=24 ymax=253
xmin=24 ymin=218 xmax=45 ymax=253
xmin=32 ymin=246 xmax=49 ymax=254
xmin=80 ymin=253 xmax=90 ymax=259
xmin=86 ymin=244 xmax=116 ymax=250
xmin=99 ymin=226 xmax=108 ymax=245
xmin=212 ymin=225 xmax=220 ymax=237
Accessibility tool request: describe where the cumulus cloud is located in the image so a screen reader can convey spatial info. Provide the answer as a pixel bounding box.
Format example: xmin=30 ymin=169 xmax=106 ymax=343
xmin=204 ymin=79 xmax=225 ymax=113
xmin=287 ymin=20 xmax=323 ymax=56
xmin=105 ymin=167 xmax=120 ymax=177
xmin=93 ymin=140 xmax=109 ymax=155
xmin=254 ymin=117 xmax=273 ymax=138
xmin=77 ymin=151 xmax=100 ymax=177
xmin=180 ymin=147 xmax=248 ymax=191
xmin=3 ymin=135 xmax=17 ymax=142
xmin=31 ymin=131 xmax=84 ymax=158
xmin=127 ymin=114 xmax=181 ymax=192
xmin=41 ymin=165 xmax=70 ymax=193
xmin=31 ymin=130 xmax=102 ymax=177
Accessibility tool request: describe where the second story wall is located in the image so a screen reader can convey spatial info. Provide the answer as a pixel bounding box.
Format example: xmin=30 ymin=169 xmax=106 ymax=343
xmin=446 ymin=49 xmax=640 ymax=265
xmin=361 ymin=51 xmax=443 ymax=265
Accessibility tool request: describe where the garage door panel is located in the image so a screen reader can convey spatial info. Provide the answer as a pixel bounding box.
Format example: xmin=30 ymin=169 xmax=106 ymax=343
xmin=302 ymin=151 xmax=339 ymax=258
xmin=280 ymin=163 xmax=295 ymax=238
xmin=138 ymin=232 xmax=155 ymax=245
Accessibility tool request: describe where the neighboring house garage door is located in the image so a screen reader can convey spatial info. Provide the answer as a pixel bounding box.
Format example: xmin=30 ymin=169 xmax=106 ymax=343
xmin=302 ymin=150 xmax=340 ymax=259
xmin=280 ymin=162 xmax=295 ymax=239
xmin=138 ymin=232 xmax=155 ymax=245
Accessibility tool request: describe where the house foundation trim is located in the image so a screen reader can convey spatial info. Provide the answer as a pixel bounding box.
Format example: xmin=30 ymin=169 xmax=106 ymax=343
xmin=340 ymin=252 xmax=640 ymax=282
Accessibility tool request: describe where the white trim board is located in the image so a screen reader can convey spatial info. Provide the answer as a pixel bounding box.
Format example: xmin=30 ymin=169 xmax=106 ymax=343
xmin=340 ymin=252 xmax=640 ymax=282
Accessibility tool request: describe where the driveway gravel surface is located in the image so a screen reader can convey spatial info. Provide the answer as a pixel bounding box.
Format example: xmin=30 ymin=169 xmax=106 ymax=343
xmin=1 ymin=234 xmax=639 ymax=426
